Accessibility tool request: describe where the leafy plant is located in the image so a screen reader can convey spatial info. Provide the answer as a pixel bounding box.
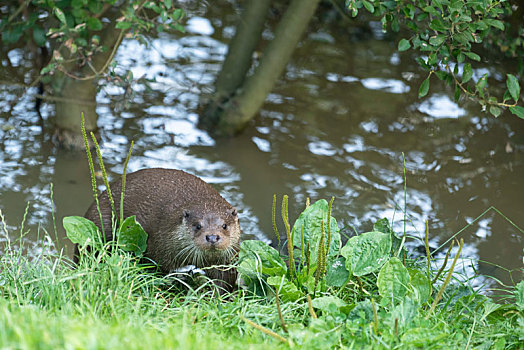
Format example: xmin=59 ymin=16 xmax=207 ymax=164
xmin=238 ymin=195 xmax=429 ymax=305
xmin=238 ymin=197 xmax=523 ymax=347
xmin=347 ymin=0 xmax=524 ymax=119
xmin=1 ymin=0 xmax=185 ymax=81
xmin=62 ymin=115 xmax=147 ymax=260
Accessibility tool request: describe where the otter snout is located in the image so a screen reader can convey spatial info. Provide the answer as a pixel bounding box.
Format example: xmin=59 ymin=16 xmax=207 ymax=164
xmin=206 ymin=234 xmax=221 ymax=244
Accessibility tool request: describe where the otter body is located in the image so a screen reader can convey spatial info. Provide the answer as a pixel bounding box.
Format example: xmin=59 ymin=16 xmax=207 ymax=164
xmin=81 ymin=168 xmax=241 ymax=290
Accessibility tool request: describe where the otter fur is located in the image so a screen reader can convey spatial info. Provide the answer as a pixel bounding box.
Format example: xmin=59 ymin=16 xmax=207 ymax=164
xmin=78 ymin=168 xmax=241 ymax=291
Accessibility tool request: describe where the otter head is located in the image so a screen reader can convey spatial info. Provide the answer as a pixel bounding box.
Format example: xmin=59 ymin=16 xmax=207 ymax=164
xmin=181 ymin=206 xmax=240 ymax=256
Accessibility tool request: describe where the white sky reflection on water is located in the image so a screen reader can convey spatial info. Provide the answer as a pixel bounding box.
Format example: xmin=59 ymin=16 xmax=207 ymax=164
xmin=308 ymin=140 xmax=338 ymax=156
xmin=252 ymin=137 xmax=271 ymax=152
xmin=361 ymin=78 xmax=410 ymax=94
xmin=185 ymin=17 xmax=214 ymax=35
xmin=418 ymin=94 xmax=467 ymax=118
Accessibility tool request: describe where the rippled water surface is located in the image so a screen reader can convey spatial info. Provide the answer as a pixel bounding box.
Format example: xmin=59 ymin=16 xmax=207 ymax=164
xmin=1 ymin=2 xmax=522 ymax=286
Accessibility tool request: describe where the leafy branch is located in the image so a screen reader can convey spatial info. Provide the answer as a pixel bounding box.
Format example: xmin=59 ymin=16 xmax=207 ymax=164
xmin=347 ymin=0 xmax=524 ymax=119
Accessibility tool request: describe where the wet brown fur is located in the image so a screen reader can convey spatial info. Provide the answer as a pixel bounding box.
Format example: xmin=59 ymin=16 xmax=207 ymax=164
xmin=77 ymin=168 xmax=241 ymax=291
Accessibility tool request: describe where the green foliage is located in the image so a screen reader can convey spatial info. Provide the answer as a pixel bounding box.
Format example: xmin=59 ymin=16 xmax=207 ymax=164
xmin=377 ymin=257 xmax=411 ymax=304
xmin=236 ymin=196 xmax=523 ymax=347
xmin=347 ymin=0 xmax=523 ymax=119
xmin=341 ymin=230 xmax=391 ymax=276
xmin=117 ymin=215 xmax=148 ymax=256
xmin=292 ymin=199 xmax=341 ymax=265
xmin=0 ymin=0 xmax=186 ymax=81
xmin=65 ymin=117 xmax=147 ymax=260
xmin=63 ymin=215 xmax=101 ymax=246
xmin=238 ymin=240 xmax=287 ymax=278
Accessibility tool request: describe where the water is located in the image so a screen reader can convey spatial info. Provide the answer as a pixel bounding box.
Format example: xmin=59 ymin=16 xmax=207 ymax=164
xmin=0 ymin=2 xmax=522 ymax=287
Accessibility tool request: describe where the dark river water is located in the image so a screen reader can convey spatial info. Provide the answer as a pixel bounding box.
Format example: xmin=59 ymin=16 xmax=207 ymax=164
xmin=1 ymin=2 xmax=522 ymax=288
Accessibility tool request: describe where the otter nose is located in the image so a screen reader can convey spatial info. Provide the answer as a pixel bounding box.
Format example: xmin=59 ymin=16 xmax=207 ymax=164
xmin=205 ymin=234 xmax=220 ymax=244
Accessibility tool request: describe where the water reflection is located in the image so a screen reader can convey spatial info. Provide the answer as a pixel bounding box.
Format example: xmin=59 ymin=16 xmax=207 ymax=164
xmin=418 ymin=94 xmax=466 ymax=119
xmin=0 ymin=3 xmax=522 ymax=288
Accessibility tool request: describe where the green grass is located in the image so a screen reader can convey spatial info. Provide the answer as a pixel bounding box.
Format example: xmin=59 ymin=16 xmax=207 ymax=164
xmin=0 ymin=240 xmax=285 ymax=349
xmin=0 ymin=209 xmax=522 ymax=350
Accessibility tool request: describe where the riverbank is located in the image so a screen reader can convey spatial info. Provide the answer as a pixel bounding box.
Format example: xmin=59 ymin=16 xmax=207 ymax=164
xmin=1 ymin=208 xmax=522 ymax=349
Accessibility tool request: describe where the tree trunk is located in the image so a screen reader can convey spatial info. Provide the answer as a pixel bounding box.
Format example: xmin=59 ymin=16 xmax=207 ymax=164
xmin=53 ymin=78 xmax=98 ymax=149
xmin=199 ymin=0 xmax=271 ymax=130
xmin=51 ymin=8 xmax=123 ymax=149
xmin=204 ymin=0 xmax=321 ymax=136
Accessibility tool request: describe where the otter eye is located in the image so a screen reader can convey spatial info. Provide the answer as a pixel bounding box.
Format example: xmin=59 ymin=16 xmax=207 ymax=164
xmin=195 ymin=224 xmax=202 ymax=230
xmin=222 ymin=224 xmax=227 ymax=230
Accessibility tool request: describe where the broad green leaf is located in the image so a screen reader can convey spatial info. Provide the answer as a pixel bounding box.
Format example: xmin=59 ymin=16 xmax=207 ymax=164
xmin=433 ymin=0 xmax=444 ymax=12
xmin=418 ymin=76 xmax=430 ymax=98
xmin=362 ymin=0 xmax=375 ymax=13
xmin=503 ymin=89 xmax=512 ymax=102
xmin=398 ymin=38 xmax=411 ymax=51
xmin=63 ymin=216 xmax=100 ymax=245
xmin=423 ymin=6 xmax=440 ymax=17
xmin=117 ymin=215 xmax=148 ymax=256
xmin=238 ymin=240 xmax=287 ymax=277
xmin=506 ymin=74 xmax=520 ymax=102
xmin=87 ymin=17 xmax=103 ymax=31
xmin=454 ymin=84 xmax=461 ymax=102
xmin=509 ymin=106 xmax=524 ymax=120
xmin=54 ymin=8 xmax=67 ymax=24
xmin=416 ymin=12 xmax=428 ymax=22
xmin=485 ymin=19 xmax=505 ymax=31
xmin=377 ymin=257 xmax=410 ymax=305
xmin=391 ymin=17 xmax=400 ymax=32
xmin=403 ymin=4 xmax=415 ymax=19
xmin=408 ymin=269 xmax=431 ymax=305
xmin=516 ymin=280 xmax=524 ymax=311
xmin=462 ymin=63 xmax=472 ymax=83
xmin=463 ymin=51 xmax=481 ymax=61
xmin=267 ymin=275 xmax=302 ymax=302
xmin=429 ymin=19 xmax=449 ymax=32
xmin=341 ymin=231 xmax=391 ymax=276
xmin=489 ymin=105 xmax=501 ymax=118
xmin=348 ymin=300 xmax=373 ymax=322
xmin=325 ymin=256 xmax=349 ymax=287
xmin=292 ymin=199 xmax=341 ymax=265
xmin=429 ymin=35 xmax=446 ymax=47
xmin=476 ymin=73 xmax=487 ymax=98
xmin=311 ymin=296 xmax=347 ymax=312
xmin=172 ymin=9 xmax=185 ymax=20
xmin=428 ymin=53 xmax=438 ymax=65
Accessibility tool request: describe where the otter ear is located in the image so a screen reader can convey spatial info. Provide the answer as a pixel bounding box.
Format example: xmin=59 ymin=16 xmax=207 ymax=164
xmin=183 ymin=210 xmax=190 ymax=218
xmin=231 ymin=209 xmax=237 ymax=216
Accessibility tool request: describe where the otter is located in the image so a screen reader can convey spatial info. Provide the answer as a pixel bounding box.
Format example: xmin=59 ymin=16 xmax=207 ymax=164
xmin=78 ymin=168 xmax=241 ymax=291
